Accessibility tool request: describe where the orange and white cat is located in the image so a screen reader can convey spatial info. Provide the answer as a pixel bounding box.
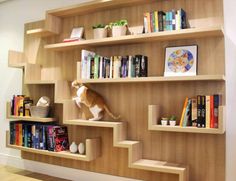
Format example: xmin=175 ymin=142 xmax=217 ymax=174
xmin=72 ymin=80 xmax=120 ymax=121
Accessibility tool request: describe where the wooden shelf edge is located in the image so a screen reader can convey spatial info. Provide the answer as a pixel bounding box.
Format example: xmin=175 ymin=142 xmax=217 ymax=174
xmin=26 ymin=28 xmax=57 ymax=37
xmin=6 ymin=131 xmax=101 ymax=161
xmin=148 ymin=105 xmax=225 ymax=134
xmin=76 ymin=75 xmax=225 ymax=84
xmin=6 ymin=102 xmax=57 ymax=122
xmin=44 ymin=26 xmax=223 ymax=51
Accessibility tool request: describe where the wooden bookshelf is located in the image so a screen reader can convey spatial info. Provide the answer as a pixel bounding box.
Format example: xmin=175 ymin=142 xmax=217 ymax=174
xmin=148 ymin=105 xmax=226 ymax=134
xmin=7 ymin=0 xmax=225 ymax=180
xmin=76 ymin=75 xmax=225 ymax=84
xmin=44 ymin=26 xmax=223 ymax=51
xmin=6 ymin=102 xmax=56 ymax=123
xmin=6 ymin=131 xmax=101 ymax=161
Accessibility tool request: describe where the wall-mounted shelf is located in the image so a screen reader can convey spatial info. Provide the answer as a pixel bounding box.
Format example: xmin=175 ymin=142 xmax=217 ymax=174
xmin=6 ymin=131 xmax=101 ymax=161
xmin=6 ymin=102 xmax=56 ymax=123
xmin=148 ymin=105 xmax=226 ymax=134
xmin=44 ymin=26 xmax=223 ymax=51
xmin=26 ymin=28 xmax=57 ymax=37
xmin=77 ymin=75 xmax=225 ymax=84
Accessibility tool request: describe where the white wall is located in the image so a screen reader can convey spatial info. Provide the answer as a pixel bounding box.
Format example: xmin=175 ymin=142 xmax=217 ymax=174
xmin=224 ymin=0 xmax=236 ymax=181
xmin=0 ymin=0 xmax=140 ymax=180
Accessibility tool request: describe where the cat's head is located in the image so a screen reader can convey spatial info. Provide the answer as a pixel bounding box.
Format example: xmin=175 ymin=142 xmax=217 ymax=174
xmin=72 ymin=80 xmax=83 ymax=89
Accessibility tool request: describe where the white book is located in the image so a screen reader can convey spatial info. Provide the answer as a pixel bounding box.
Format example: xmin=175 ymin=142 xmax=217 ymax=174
xmin=86 ymin=55 xmax=91 ymax=79
xmin=205 ymin=95 xmax=211 ymax=128
xmin=81 ymin=50 xmax=95 ymax=79
xmin=128 ymin=56 xmax=132 ymax=78
xmin=110 ymin=56 xmax=113 ymax=79
xmin=99 ymin=56 xmax=103 ymax=79
xmin=113 ymin=56 xmax=121 ymax=78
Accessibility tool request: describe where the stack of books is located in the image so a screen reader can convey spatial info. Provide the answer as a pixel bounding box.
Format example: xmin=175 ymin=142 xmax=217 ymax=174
xmin=143 ymin=8 xmax=187 ymax=33
xmin=9 ymin=122 xmax=69 ymax=152
xmin=11 ymin=95 xmax=33 ymax=117
xmin=81 ymin=50 xmax=148 ymax=79
xmin=180 ymin=94 xmax=221 ymax=128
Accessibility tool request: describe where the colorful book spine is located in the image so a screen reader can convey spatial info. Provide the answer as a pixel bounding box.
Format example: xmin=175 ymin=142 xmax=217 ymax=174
xmin=47 ymin=126 xmax=55 ymax=151
xmin=31 ymin=124 xmax=36 ymax=148
xmin=90 ymin=57 xmax=95 ymax=79
xmin=94 ymin=55 xmax=100 ymax=79
xmin=180 ymin=8 xmax=187 ymax=29
xmin=140 ymin=55 xmax=148 ymax=77
xmin=105 ymin=58 xmax=110 ymax=78
xmin=158 ymin=11 xmax=165 ymax=31
xmin=213 ymin=94 xmax=220 ymax=128
xmin=210 ymin=95 xmax=214 ymax=128
xmin=134 ymin=55 xmax=141 ymax=77
xmin=171 ymin=10 xmax=176 ymax=30
xmin=154 ymin=11 xmax=159 ymax=32
xmin=180 ymin=97 xmax=188 ymax=127
xmin=201 ymin=96 xmax=206 ymax=128
xmin=19 ymin=123 xmax=23 ymax=146
xmin=183 ymin=99 xmax=191 ymax=127
xmin=205 ymin=95 xmax=211 ymax=128
xmin=9 ymin=122 xmax=15 ymax=145
xmin=197 ymin=95 xmax=202 ymax=128
xmin=35 ymin=124 xmax=40 ymax=149
xmin=191 ymin=97 xmax=197 ymax=126
xmin=110 ymin=56 xmax=113 ymax=78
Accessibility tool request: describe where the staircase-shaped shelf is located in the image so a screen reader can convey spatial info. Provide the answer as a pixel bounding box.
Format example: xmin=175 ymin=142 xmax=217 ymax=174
xmin=6 ymin=131 xmax=101 ymax=161
xmin=64 ymin=119 xmax=188 ymax=181
xmin=148 ymin=105 xmax=225 ymax=134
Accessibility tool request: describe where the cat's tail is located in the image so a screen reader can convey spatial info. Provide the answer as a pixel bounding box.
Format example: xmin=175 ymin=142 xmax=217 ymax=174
xmin=104 ymin=105 xmax=121 ymax=120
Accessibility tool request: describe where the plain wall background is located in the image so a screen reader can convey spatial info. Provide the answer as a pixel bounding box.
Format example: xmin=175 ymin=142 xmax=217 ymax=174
xmin=0 ymin=0 xmax=235 ymax=180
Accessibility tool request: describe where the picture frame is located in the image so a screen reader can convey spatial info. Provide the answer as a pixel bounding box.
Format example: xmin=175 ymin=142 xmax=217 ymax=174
xmin=70 ymin=27 xmax=84 ymax=39
xmin=164 ymin=45 xmax=198 ymax=77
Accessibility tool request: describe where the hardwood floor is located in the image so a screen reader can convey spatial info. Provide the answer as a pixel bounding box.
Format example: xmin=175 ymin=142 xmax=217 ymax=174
xmin=0 ymin=165 xmax=70 ymax=181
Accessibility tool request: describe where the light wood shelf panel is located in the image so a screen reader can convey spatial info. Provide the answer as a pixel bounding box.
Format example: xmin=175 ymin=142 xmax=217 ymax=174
xmin=6 ymin=131 xmax=101 ymax=161
xmin=6 ymin=102 xmax=56 ymax=123
xmin=77 ymin=75 xmax=225 ymax=84
xmin=44 ymin=27 xmax=223 ymax=51
xmin=47 ymin=0 xmax=155 ymax=17
xmin=24 ymin=80 xmax=57 ymax=85
xmin=148 ymin=105 xmax=225 ymax=134
xmin=26 ymin=28 xmax=57 ymax=37
xmin=8 ymin=50 xmax=27 ymax=68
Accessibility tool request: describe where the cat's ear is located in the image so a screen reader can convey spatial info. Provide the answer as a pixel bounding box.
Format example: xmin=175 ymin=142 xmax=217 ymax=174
xmin=72 ymin=80 xmax=80 ymax=89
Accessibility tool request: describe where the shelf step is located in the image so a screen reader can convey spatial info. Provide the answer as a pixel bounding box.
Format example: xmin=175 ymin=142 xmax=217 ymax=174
xmin=44 ymin=26 xmax=223 ymax=51
xmin=26 ymin=28 xmax=57 ymax=37
xmin=64 ymin=119 xmax=123 ymax=127
xmin=6 ymin=131 xmax=101 ymax=161
xmin=132 ymin=159 xmax=185 ymax=174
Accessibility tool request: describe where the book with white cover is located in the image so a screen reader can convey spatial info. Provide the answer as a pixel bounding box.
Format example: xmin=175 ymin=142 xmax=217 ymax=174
xmin=81 ymin=50 xmax=95 ymax=79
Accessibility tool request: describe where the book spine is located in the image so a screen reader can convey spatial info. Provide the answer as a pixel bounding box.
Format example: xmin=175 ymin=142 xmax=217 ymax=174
xmin=10 ymin=122 xmax=15 ymax=145
xmin=99 ymin=56 xmax=103 ymax=79
xmin=191 ymin=97 xmax=197 ymax=127
xmin=35 ymin=125 xmax=40 ymax=149
xmin=31 ymin=125 xmax=36 ymax=148
xmin=154 ymin=11 xmax=159 ymax=32
xmin=172 ymin=10 xmax=176 ymax=30
xmin=86 ymin=56 xmax=91 ymax=79
xmin=27 ymin=125 xmax=32 ymax=148
xmin=90 ymin=57 xmax=95 ymax=79
xmin=102 ymin=57 xmax=106 ymax=78
xmin=110 ymin=56 xmax=113 ymax=78
xmin=183 ymin=99 xmax=191 ymax=127
xmin=140 ymin=56 xmax=148 ymax=77
xmin=128 ymin=56 xmax=132 ymax=78
xmin=213 ymin=94 xmax=220 ymax=128
xmin=205 ymin=95 xmax=211 ymax=128
xmin=201 ymin=96 xmax=206 ymax=128
xmin=11 ymin=95 xmax=15 ymax=115
xmin=158 ymin=11 xmax=164 ymax=31
xmin=19 ymin=96 xmax=24 ymax=117
xmin=180 ymin=97 xmax=189 ymax=127
xmin=24 ymin=124 xmax=28 ymax=147
xmin=134 ymin=55 xmax=141 ymax=77
xmin=94 ymin=55 xmax=99 ymax=79
xmin=143 ymin=12 xmax=149 ymax=33
xmin=197 ymin=95 xmax=202 ymax=128
xmin=163 ymin=14 xmax=167 ymax=31
xmin=150 ymin=12 xmax=154 ymax=32
xmin=147 ymin=12 xmax=151 ymax=33
xmin=210 ymin=95 xmax=214 ymax=128
xmin=39 ymin=125 xmax=44 ymax=149
xmin=47 ymin=126 xmax=55 ymax=151
xmin=81 ymin=50 xmax=86 ymax=79
xmin=19 ymin=123 xmax=23 ymax=146
xmin=180 ymin=9 xmax=187 ymax=29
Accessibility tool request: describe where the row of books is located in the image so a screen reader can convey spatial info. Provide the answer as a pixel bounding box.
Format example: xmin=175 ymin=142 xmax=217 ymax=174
xmin=11 ymin=95 xmax=33 ymax=117
xmin=9 ymin=122 xmax=69 ymax=152
xmin=180 ymin=95 xmax=221 ymax=128
xmin=81 ymin=50 xmax=148 ymax=79
xmin=143 ymin=8 xmax=187 ymax=33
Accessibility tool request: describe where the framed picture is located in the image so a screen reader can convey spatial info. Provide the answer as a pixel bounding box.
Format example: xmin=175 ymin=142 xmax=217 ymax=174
xmin=70 ymin=27 xmax=84 ymax=39
xmin=164 ymin=45 xmax=198 ymax=77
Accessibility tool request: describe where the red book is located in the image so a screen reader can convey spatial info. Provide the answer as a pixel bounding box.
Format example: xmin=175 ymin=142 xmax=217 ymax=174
xmin=15 ymin=123 xmax=19 ymax=145
xmin=210 ymin=95 xmax=214 ymax=128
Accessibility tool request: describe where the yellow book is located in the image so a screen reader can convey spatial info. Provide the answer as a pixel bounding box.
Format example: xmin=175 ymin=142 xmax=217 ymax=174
xmin=180 ymin=97 xmax=188 ymax=127
xmin=154 ymin=11 xmax=159 ymax=32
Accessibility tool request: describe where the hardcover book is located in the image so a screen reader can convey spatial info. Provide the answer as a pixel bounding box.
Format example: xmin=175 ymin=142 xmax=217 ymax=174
xmin=53 ymin=126 xmax=69 ymax=152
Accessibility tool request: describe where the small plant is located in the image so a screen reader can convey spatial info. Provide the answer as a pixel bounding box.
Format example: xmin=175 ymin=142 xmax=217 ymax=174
xmin=107 ymin=19 xmax=128 ymax=29
xmin=92 ymin=24 xmax=106 ymax=29
xmin=169 ymin=115 xmax=177 ymax=121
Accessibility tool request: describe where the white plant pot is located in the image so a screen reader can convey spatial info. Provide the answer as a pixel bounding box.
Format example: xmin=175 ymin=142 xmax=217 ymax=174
xmin=112 ymin=26 xmax=127 ymax=37
xmin=169 ymin=120 xmax=176 ymax=126
xmin=161 ymin=120 xmax=168 ymax=126
xmin=93 ymin=28 xmax=107 ymax=39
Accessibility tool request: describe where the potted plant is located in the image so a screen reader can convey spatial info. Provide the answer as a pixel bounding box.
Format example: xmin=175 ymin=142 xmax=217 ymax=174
xmin=92 ymin=24 xmax=107 ymax=39
xmin=169 ymin=115 xmax=177 ymax=126
xmin=161 ymin=117 xmax=168 ymax=126
xmin=108 ymin=19 xmax=128 ymax=37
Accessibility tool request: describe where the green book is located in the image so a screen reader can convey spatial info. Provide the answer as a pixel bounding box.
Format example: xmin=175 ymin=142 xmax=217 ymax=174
xmin=94 ymin=55 xmax=100 ymax=79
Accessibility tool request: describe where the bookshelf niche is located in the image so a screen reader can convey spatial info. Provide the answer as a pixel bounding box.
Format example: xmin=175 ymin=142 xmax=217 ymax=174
xmin=6 ymin=0 xmax=225 ymax=181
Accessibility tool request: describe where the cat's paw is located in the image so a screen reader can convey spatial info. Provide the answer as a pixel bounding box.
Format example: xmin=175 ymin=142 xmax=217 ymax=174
xmin=89 ymin=117 xmax=101 ymax=121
